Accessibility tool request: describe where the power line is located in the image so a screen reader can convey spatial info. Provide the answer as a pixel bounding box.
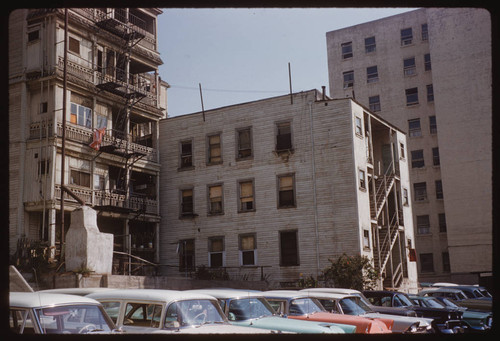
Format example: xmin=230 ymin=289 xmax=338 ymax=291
xmin=170 ymin=84 xmax=288 ymax=94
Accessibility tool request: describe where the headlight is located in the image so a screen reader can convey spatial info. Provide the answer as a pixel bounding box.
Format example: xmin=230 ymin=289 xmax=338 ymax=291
xmin=405 ymin=323 xmax=418 ymax=333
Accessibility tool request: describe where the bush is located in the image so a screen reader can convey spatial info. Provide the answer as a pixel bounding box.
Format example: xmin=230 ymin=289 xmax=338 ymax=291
xmin=322 ymin=253 xmax=379 ymax=290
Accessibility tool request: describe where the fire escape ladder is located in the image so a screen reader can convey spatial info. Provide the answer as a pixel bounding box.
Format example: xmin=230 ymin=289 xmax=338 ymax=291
xmin=371 ymin=170 xmax=395 ymax=220
xmin=378 ymin=212 xmax=400 ymax=278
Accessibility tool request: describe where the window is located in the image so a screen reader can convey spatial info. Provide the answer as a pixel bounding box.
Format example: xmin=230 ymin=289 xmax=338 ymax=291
xmin=208 ymin=237 xmax=225 ymax=267
xmin=96 ymin=114 xmax=108 ymax=129
xmin=180 ymin=188 xmax=194 ymax=216
xmin=424 ymin=53 xmax=431 ymax=71
xmin=401 ymin=28 xmax=413 ymax=45
xmin=208 ymin=184 xmax=223 ymax=215
xmin=237 ymin=127 xmax=252 ymax=159
xmin=94 ymin=174 xmax=105 ymax=190
xmin=408 ymin=119 xmax=422 ymax=137
xmin=429 ymin=116 xmax=437 ymax=134
xmin=421 ymin=23 xmax=429 ymax=41
xmin=403 ymin=57 xmax=416 ymax=76
xmin=276 ymin=121 xmax=292 ymax=151
xmin=70 ymin=169 xmax=90 ymax=188
xmin=207 ymin=134 xmax=222 ymax=164
xmin=365 ymin=36 xmax=376 ymax=53
xmin=413 ymin=182 xmax=427 ymax=201
xmin=435 ymin=180 xmax=443 ymax=199
xmin=399 ymin=142 xmax=406 ymax=159
xmin=368 ymin=95 xmax=381 ymax=112
xmin=363 ymin=230 xmax=370 ymax=249
xmin=70 ymin=103 xmax=92 ymax=128
xmin=436 ymin=214 xmax=447 ymax=234
xmin=341 ymin=42 xmax=353 ymax=59
xmin=426 ymin=84 xmax=434 ymax=102
xmin=411 ymin=149 xmax=425 ymax=168
xmin=420 ymin=253 xmax=434 ymax=273
xmin=355 ymin=116 xmax=363 ymax=136
xmin=178 ymin=239 xmax=195 ymax=272
xmin=278 ymin=174 xmax=295 ymax=208
xmin=416 ymin=215 xmax=430 ymax=234
xmin=123 ymin=303 xmax=162 ymax=328
xmin=238 ymin=180 xmax=255 ymax=212
xmin=69 ymin=36 xmax=80 ymax=54
xmin=28 ymin=29 xmax=40 ymax=42
xmin=39 ymin=102 xmax=48 ymax=114
xmin=38 ymin=159 xmax=50 ymax=176
xmin=358 ymin=169 xmax=366 ymax=190
xmin=180 ymin=140 xmax=193 ymax=168
xmin=280 ymin=230 xmax=299 ymax=266
xmin=405 ymin=88 xmax=419 ymax=106
xmin=432 ymin=147 xmax=440 ymax=166
xmin=343 ymin=70 xmax=354 ymax=89
xmin=442 ymin=252 xmax=450 ymax=272
xmin=239 ymin=234 xmax=256 ymax=266
xmin=366 ymin=66 xmax=378 ymax=83
xmin=402 ymin=188 xmax=409 ymax=206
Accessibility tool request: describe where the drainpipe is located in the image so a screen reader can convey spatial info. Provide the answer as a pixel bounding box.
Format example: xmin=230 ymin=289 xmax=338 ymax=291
xmin=308 ymin=100 xmax=321 ymax=278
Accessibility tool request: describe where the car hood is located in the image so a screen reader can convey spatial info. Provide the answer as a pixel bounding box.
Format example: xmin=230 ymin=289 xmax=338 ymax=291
xmin=370 ymin=305 xmax=417 ymax=316
xmin=289 ymin=312 xmax=392 ymax=334
xmin=151 ymin=323 xmax=274 ymax=334
xmin=231 ymin=316 xmax=353 ymax=333
xmin=363 ymin=312 xmax=432 ymax=333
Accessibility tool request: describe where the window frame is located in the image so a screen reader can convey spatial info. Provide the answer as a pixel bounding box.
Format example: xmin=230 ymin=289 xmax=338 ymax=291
xmin=358 ymin=169 xmax=366 ymax=190
xmin=424 ymin=53 xmax=432 ymax=71
xmin=180 ymin=187 xmax=195 ymax=217
xmin=366 ymin=65 xmax=379 ymax=83
xmin=420 ymin=253 xmax=434 ymax=273
xmin=207 ymin=183 xmax=224 ymax=215
xmin=429 ymin=116 xmax=437 ymax=134
xmin=413 ymin=182 xmax=427 ymax=202
xmin=368 ymin=95 xmax=381 ymax=112
xmin=236 ymin=126 xmax=253 ymax=160
xmin=207 ymin=133 xmax=222 ymax=165
xmin=341 ymin=41 xmax=353 ymax=59
xmin=208 ymin=236 xmax=225 ymax=268
xmin=405 ymin=87 xmax=419 ymax=106
xmin=343 ymin=70 xmax=354 ymax=89
xmin=403 ymin=57 xmax=417 ymax=76
xmin=435 ymin=180 xmax=443 ymax=199
xmin=70 ymin=102 xmax=92 ymax=128
xmin=364 ymin=36 xmax=376 ymax=53
xmin=277 ymin=173 xmax=296 ymax=208
xmin=68 ymin=36 xmax=80 ymax=55
xmin=400 ymin=27 xmax=413 ymax=46
xmin=179 ymin=139 xmax=194 ymax=169
xmin=275 ymin=121 xmax=293 ymax=152
xmin=416 ymin=215 xmax=431 ymax=234
xmin=178 ymin=239 xmax=195 ymax=272
xmin=426 ymin=84 xmax=434 ymax=102
xmin=411 ymin=149 xmax=425 ymax=168
xmin=408 ymin=118 xmax=422 ymax=137
xmin=70 ymin=169 xmax=91 ymax=188
xmin=238 ymin=179 xmax=255 ymax=213
xmin=239 ymin=233 xmax=257 ymax=266
xmin=280 ymin=230 xmax=299 ymax=266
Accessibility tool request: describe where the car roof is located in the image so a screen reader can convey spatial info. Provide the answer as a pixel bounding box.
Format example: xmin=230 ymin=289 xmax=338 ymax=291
xmin=39 ymin=287 xmax=117 ymax=296
xmin=299 ymin=290 xmax=352 ymax=300
xmin=420 ymin=287 xmax=463 ymax=294
xmin=86 ymin=289 xmax=217 ymax=303
xmin=10 ymin=292 xmax=101 ymax=308
xmin=262 ymin=290 xmax=310 ymax=299
xmin=185 ymin=289 xmax=264 ymax=299
xmin=299 ymin=288 xmax=362 ymax=295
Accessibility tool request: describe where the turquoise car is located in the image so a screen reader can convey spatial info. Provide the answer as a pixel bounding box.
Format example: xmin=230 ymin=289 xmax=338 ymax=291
xmin=187 ymin=289 xmax=356 ymax=334
xmin=431 ymin=296 xmax=492 ymax=332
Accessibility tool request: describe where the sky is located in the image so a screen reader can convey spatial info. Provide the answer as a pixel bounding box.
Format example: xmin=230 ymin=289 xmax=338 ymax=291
xmin=157 ymin=8 xmax=418 ymax=117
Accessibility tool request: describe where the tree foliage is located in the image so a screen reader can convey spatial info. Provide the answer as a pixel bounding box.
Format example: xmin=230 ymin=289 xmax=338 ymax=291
xmin=322 ymin=253 xmax=379 ymax=290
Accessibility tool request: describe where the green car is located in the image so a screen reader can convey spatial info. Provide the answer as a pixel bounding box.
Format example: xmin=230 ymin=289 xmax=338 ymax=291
xmin=187 ymin=289 xmax=356 ymax=334
xmin=410 ymin=295 xmax=492 ymax=332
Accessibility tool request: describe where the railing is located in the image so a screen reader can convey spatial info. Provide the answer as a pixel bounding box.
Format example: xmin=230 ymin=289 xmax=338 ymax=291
xmin=371 ymin=162 xmax=395 ymax=219
xmin=378 ymin=212 xmax=400 ymax=275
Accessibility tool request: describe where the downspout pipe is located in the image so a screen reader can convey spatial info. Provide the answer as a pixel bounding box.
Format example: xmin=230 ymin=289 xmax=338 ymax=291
xmin=308 ymin=100 xmax=321 ymax=278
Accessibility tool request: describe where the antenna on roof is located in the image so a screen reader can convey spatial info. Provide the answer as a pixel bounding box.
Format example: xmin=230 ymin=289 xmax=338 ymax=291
xmin=199 ymin=83 xmax=205 ymax=122
xmin=288 ymin=62 xmax=293 ymax=105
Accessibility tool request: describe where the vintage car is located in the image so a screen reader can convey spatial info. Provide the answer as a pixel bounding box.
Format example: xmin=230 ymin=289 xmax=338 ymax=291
xmin=410 ymin=295 xmax=492 ymax=332
xmin=86 ymin=289 xmax=272 ymax=334
xmin=187 ymin=288 xmax=354 ymax=334
xmin=300 ymin=290 xmax=433 ymax=333
xmin=9 ymin=292 xmax=119 ymax=334
xmin=363 ymin=290 xmax=465 ymax=333
xmin=302 ymin=287 xmax=420 ymax=317
xmin=262 ymin=290 xmax=392 ymax=334
xmin=431 ymin=283 xmax=493 ymax=298
xmin=418 ymin=287 xmax=492 ymax=312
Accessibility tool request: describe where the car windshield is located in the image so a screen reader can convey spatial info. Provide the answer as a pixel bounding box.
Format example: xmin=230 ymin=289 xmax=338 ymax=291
xmin=35 ymin=304 xmax=113 ymax=334
xmin=164 ymin=299 xmax=226 ymax=328
xmin=289 ymin=298 xmax=324 ymax=315
xmin=439 ymin=298 xmax=460 ymax=309
xmin=339 ymin=297 xmax=371 ymax=315
xmin=395 ymin=294 xmax=415 ymax=307
xmin=424 ymin=298 xmax=446 ymax=308
xmin=227 ymin=298 xmax=275 ymax=321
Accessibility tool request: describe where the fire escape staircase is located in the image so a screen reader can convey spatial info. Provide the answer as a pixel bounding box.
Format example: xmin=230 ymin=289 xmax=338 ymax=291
xmin=370 ymin=163 xmax=403 ymax=287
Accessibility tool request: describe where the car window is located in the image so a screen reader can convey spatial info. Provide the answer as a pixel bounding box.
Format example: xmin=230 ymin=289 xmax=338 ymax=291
xmin=289 ymin=298 xmax=323 ymax=315
xmin=227 ymin=298 xmax=274 ymax=321
xmin=165 ymin=299 xmax=225 ymax=328
xmin=100 ymin=301 xmax=121 ymax=324
xmin=266 ymin=299 xmax=284 ymax=314
xmin=317 ymin=299 xmax=341 ymax=313
xmin=124 ymin=303 xmax=162 ymax=328
xmin=10 ymin=309 xmax=36 ymax=334
xmin=426 ymin=298 xmax=446 ymax=308
xmin=395 ymin=294 xmax=414 ymax=307
xmin=338 ymin=298 xmax=367 ymax=315
xmin=35 ymin=305 xmax=113 ymax=334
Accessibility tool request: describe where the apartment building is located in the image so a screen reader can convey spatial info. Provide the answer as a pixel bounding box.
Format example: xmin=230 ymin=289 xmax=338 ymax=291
xmin=8 ymin=8 xmax=168 ymax=272
xmin=326 ymin=8 xmax=491 ymax=286
xmin=159 ymin=89 xmax=419 ymax=291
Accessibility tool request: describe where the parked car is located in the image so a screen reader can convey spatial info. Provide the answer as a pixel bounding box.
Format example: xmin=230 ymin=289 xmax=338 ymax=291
xmin=410 ymin=295 xmax=492 ymax=332
xmin=187 ymin=288 xmax=354 ymax=334
xmin=363 ymin=290 xmax=465 ymax=334
xmin=418 ymin=287 xmax=492 ymax=312
xmin=262 ymin=290 xmax=392 ymax=334
xmin=301 ymin=287 xmax=421 ymax=317
xmin=431 ymin=283 xmax=493 ymax=298
xmin=9 ymin=292 xmax=119 ymax=334
xmin=86 ymin=289 xmax=272 ymax=334
xmin=300 ymin=290 xmax=433 ymax=333
xmin=40 ymin=287 xmax=118 ymax=296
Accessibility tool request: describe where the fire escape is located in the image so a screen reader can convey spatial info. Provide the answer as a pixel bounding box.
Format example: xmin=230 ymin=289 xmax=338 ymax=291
xmin=368 ymin=136 xmax=406 ymax=289
xmin=93 ymin=9 xmax=149 ymax=217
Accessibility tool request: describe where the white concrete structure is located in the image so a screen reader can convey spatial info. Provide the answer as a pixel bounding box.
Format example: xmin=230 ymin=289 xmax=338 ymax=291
xmin=159 ymin=90 xmax=419 ymax=291
xmin=326 ymin=8 xmax=491 ymax=286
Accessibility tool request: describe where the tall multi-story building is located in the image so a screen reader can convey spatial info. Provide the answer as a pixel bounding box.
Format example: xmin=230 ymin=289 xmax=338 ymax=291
xmin=326 ymin=8 xmax=491 ymax=286
xmin=159 ymin=89 xmax=419 ymax=291
xmin=8 ymin=8 xmax=168 ymax=272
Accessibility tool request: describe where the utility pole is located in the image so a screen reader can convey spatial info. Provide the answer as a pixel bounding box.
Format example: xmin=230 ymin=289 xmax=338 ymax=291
xmin=60 ymin=8 xmax=68 ymax=263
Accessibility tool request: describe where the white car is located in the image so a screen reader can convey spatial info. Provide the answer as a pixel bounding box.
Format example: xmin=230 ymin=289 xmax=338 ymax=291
xmin=300 ymin=288 xmax=433 ymax=333
xmin=86 ymin=289 xmax=272 ymax=334
xmin=9 ymin=292 xmax=119 ymax=334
